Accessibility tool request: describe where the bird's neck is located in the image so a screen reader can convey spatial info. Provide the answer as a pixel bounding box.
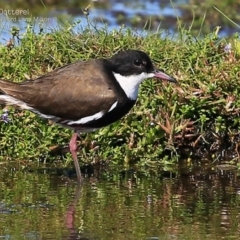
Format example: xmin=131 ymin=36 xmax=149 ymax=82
xmin=112 ymin=72 xmax=144 ymax=100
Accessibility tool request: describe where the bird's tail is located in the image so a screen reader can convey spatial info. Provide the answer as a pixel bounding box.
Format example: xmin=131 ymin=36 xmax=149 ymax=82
xmin=0 ymin=79 xmax=29 ymax=108
xmin=0 ymin=79 xmax=21 ymax=94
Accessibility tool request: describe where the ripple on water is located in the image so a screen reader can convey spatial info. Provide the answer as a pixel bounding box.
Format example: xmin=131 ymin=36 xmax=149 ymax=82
xmin=0 ymin=163 xmax=240 ymax=239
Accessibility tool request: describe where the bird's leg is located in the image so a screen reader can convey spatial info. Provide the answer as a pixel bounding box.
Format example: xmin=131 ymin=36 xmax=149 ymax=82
xmin=69 ymin=132 xmax=82 ymax=183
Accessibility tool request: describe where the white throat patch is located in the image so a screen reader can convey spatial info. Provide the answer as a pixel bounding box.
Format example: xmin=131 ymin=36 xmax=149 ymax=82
xmin=113 ymin=71 xmax=155 ymax=100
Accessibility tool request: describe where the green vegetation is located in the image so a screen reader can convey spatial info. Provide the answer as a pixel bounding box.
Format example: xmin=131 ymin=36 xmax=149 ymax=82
xmin=0 ymin=16 xmax=240 ymax=170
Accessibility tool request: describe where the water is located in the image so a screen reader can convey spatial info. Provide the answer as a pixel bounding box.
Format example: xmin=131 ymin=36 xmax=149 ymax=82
xmin=0 ymin=0 xmax=238 ymax=44
xmin=0 ymin=163 xmax=240 ymax=239
xmin=1 ymin=0 xmax=177 ymax=43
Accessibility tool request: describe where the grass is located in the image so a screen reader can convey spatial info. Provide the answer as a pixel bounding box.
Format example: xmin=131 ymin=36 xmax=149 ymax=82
xmin=0 ymin=16 xmax=240 ymax=170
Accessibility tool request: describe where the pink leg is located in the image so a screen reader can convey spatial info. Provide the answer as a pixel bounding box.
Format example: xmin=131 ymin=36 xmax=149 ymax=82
xmin=69 ymin=132 xmax=82 ymax=183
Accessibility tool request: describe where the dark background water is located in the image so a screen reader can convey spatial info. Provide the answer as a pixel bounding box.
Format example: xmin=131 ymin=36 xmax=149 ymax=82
xmin=0 ymin=0 xmax=239 ymax=43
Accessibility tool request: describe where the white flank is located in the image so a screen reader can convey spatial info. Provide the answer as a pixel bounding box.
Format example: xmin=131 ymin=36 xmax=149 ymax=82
xmin=0 ymin=95 xmax=59 ymax=120
xmin=108 ymin=101 xmax=118 ymax=112
xmin=67 ymin=111 xmax=104 ymax=125
xmin=0 ymin=95 xmax=106 ymax=127
xmin=113 ymin=71 xmax=155 ymax=100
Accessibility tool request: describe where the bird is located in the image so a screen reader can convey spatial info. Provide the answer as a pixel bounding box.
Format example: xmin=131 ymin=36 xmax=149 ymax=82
xmin=0 ymin=50 xmax=178 ymax=183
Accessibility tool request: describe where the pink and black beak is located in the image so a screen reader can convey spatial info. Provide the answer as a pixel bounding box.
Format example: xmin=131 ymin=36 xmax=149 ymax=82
xmin=153 ymin=69 xmax=178 ymax=84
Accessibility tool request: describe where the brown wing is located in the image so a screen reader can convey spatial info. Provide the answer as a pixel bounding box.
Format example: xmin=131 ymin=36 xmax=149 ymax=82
xmin=0 ymin=59 xmax=119 ymax=120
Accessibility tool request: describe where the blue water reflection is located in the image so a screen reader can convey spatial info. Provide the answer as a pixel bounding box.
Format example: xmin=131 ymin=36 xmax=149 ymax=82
xmin=0 ymin=0 xmax=181 ymax=44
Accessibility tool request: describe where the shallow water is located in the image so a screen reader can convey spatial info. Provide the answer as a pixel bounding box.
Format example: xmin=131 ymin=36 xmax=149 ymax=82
xmin=0 ymin=163 xmax=240 ymax=240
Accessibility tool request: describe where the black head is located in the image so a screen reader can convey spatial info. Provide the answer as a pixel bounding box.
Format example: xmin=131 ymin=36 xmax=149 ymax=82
xmin=109 ymin=50 xmax=155 ymax=76
xmin=108 ymin=50 xmax=177 ymax=83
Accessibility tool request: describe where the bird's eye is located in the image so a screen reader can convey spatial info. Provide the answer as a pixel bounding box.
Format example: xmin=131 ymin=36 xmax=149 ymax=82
xmin=134 ymin=59 xmax=142 ymax=67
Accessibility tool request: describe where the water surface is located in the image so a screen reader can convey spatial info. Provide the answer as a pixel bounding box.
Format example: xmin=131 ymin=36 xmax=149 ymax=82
xmin=0 ymin=163 xmax=240 ymax=239
xmin=0 ymin=0 xmax=239 ymax=44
